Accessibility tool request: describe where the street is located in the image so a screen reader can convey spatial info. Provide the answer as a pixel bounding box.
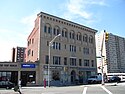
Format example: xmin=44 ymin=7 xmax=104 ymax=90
xmin=0 ymin=82 xmax=125 ymax=94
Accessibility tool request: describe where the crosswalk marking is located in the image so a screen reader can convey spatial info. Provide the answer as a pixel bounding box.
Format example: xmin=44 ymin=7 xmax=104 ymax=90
xmin=82 ymin=87 xmax=88 ymax=94
xmin=101 ymin=86 xmax=113 ymax=94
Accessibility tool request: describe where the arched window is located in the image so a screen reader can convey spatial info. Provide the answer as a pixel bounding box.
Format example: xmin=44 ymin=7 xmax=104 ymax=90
xmin=62 ymin=30 xmax=64 ymax=37
xmin=53 ymin=26 xmax=60 ymax=35
xmin=44 ymin=23 xmax=51 ymax=34
xmin=89 ymin=35 xmax=93 ymax=43
xmin=69 ymin=32 xmax=72 ymax=39
xmin=72 ymin=32 xmax=75 ymax=39
xmin=84 ymin=34 xmax=88 ymax=42
xmin=77 ymin=32 xmax=81 ymax=41
xmin=62 ymin=28 xmax=68 ymax=38
xmin=69 ymin=30 xmax=75 ymax=39
xmin=65 ymin=31 xmax=68 ymax=38
xmin=44 ymin=25 xmax=47 ymax=33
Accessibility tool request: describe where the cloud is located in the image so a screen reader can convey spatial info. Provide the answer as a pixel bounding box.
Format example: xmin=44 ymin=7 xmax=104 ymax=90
xmin=20 ymin=13 xmax=37 ymax=34
xmin=66 ymin=0 xmax=92 ymax=20
xmin=21 ymin=14 xmax=36 ymax=29
xmin=62 ymin=0 xmax=107 ymax=24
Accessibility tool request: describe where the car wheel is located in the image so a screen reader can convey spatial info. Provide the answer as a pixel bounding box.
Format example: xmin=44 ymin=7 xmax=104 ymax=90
xmin=6 ymin=86 xmax=9 ymax=89
xmin=93 ymin=80 xmax=96 ymax=84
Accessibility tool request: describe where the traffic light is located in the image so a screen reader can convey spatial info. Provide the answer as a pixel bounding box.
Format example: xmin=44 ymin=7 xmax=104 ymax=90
xmin=105 ymin=32 xmax=109 ymax=41
xmin=98 ymin=66 xmax=101 ymax=69
xmin=104 ymin=59 xmax=108 ymax=65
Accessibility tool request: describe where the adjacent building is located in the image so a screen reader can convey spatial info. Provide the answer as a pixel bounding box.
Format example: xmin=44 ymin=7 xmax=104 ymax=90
xmin=12 ymin=47 xmax=26 ymax=62
xmin=26 ymin=12 xmax=97 ymax=85
xmin=96 ymin=31 xmax=125 ymax=74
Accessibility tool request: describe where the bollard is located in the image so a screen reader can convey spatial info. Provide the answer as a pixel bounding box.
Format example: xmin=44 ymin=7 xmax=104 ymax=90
xmin=44 ymin=78 xmax=46 ymax=88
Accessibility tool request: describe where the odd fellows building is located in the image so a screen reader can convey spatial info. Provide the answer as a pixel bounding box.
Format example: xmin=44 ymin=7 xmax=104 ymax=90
xmin=26 ymin=11 xmax=97 ymax=86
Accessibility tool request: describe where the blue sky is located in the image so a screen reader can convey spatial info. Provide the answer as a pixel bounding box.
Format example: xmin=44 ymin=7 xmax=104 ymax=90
xmin=0 ymin=0 xmax=125 ymax=61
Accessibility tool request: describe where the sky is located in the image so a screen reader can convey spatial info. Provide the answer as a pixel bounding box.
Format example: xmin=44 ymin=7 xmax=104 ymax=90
xmin=0 ymin=0 xmax=125 ymax=61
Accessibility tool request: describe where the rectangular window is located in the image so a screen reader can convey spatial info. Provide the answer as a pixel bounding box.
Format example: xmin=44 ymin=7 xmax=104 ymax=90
xmin=53 ymin=56 xmax=61 ymax=65
xmin=56 ymin=42 xmax=58 ymax=49
xmin=65 ymin=32 xmax=67 ymax=38
xmin=53 ymin=42 xmax=61 ymax=50
xmin=32 ymin=50 xmax=33 ymax=56
xmin=45 ymin=55 xmax=49 ymax=64
xmin=57 ymin=29 xmax=60 ymax=35
xmin=65 ymin=44 xmax=66 ymax=49
xmin=62 ymin=30 xmax=64 ymax=37
xmin=44 ymin=26 xmax=47 ymax=33
xmin=74 ymin=46 xmax=76 ymax=52
xmin=79 ymin=59 xmax=82 ymax=66
xmin=28 ymin=49 xmax=31 ymax=56
xmin=53 ymin=28 xmax=56 ymax=35
xmin=83 ymin=47 xmax=89 ymax=54
xmin=70 ymin=45 xmax=76 ymax=52
xmin=53 ymin=42 xmax=55 ymax=49
xmin=91 ymin=60 xmax=94 ymax=67
xmin=59 ymin=43 xmax=61 ymax=50
xmin=70 ymin=58 xmax=76 ymax=66
xmin=70 ymin=45 xmax=71 ymax=51
xmin=32 ymin=38 xmax=34 ymax=44
xmin=70 ymin=33 xmax=71 ymax=39
xmin=47 ymin=41 xmax=49 ymax=46
xmin=84 ymin=59 xmax=89 ymax=66
xmin=48 ymin=27 xmax=51 ymax=33
xmin=64 ymin=57 xmax=67 ymax=65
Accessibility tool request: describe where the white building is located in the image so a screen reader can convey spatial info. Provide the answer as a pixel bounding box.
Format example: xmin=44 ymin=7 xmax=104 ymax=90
xmin=96 ymin=31 xmax=125 ymax=74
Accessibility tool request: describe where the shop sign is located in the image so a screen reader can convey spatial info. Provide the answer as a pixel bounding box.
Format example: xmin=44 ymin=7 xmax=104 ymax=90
xmin=21 ymin=64 xmax=36 ymax=68
xmin=43 ymin=65 xmax=62 ymax=69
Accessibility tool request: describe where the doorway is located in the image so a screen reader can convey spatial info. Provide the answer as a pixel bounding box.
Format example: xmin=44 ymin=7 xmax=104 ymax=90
xmin=21 ymin=71 xmax=36 ymax=86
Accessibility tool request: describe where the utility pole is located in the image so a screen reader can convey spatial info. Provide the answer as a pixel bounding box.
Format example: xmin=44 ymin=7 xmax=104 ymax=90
xmin=48 ymin=34 xmax=61 ymax=87
xmin=100 ymin=30 xmax=105 ymax=85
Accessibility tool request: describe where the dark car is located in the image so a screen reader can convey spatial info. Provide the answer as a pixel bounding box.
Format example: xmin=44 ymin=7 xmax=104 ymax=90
xmin=108 ymin=76 xmax=121 ymax=82
xmin=0 ymin=81 xmax=15 ymax=89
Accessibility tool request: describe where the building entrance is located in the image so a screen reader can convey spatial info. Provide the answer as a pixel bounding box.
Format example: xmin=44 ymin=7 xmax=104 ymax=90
xmin=71 ymin=70 xmax=76 ymax=83
xmin=21 ymin=71 xmax=36 ymax=86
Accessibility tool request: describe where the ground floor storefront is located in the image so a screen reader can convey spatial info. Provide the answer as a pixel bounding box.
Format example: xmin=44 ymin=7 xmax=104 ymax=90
xmin=42 ymin=65 xmax=97 ymax=86
xmin=0 ymin=62 xmax=97 ymax=86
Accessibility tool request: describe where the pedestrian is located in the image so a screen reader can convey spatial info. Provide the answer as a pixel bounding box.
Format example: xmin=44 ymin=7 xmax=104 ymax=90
xmin=14 ymin=79 xmax=22 ymax=93
xmin=18 ymin=79 xmax=22 ymax=94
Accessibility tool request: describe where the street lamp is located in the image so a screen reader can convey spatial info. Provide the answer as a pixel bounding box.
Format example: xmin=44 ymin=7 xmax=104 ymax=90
xmin=48 ymin=34 xmax=61 ymax=87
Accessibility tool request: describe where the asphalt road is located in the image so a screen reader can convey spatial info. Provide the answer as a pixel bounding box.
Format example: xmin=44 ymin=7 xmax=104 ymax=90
xmin=0 ymin=82 xmax=125 ymax=94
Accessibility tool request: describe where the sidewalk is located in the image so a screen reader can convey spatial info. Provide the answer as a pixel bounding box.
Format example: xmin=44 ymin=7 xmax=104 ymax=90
xmin=103 ymin=81 xmax=125 ymax=86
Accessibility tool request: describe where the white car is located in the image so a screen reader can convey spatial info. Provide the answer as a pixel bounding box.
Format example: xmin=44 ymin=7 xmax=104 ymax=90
xmin=87 ymin=75 xmax=102 ymax=84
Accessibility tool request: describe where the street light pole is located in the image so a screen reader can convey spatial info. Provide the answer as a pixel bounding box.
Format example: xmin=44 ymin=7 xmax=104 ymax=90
xmin=48 ymin=34 xmax=61 ymax=87
xmin=100 ymin=30 xmax=105 ymax=85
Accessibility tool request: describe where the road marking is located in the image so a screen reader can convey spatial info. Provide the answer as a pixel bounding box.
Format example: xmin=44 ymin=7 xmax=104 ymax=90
xmin=101 ymin=86 xmax=113 ymax=94
xmin=82 ymin=87 xmax=87 ymax=94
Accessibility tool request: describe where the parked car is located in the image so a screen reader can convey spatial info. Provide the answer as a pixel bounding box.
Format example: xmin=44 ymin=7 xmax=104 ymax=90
xmin=108 ymin=76 xmax=121 ymax=82
xmin=0 ymin=81 xmax=15 ymax=89
xmin=87 ymin=75 xmax=102 ymax=84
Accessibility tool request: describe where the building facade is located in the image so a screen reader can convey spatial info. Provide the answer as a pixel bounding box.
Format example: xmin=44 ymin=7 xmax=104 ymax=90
xmin=26 ymin=12 xmax=97 ymax=85
xmin=0 ymin=62 xmax=38 ymax=86
xmin=12 ymin=47 xmax=26 ymax=62
xmin=96 ymin=32 xmax=125 ymax=74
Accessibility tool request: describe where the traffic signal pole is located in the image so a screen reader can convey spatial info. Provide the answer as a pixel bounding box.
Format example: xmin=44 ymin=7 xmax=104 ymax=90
xmin=100 ymin=30 xmax=105 ymax=85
